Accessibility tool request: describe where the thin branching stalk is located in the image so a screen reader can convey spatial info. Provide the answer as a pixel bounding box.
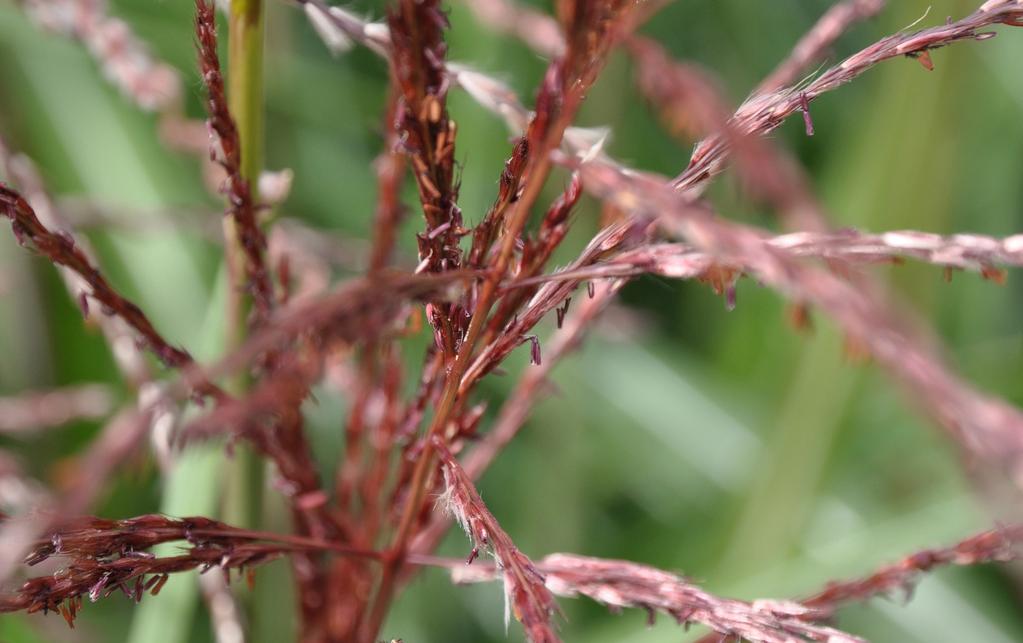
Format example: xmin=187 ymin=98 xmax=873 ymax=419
xmin=363 ymin=6 xmax=640 ymax=637
xmin=433 ymin=438 xmax=560 ymax=642
xmin=411 ymin=279 xmax=625 ymax=556
xmin=690 ymin=524 xmax=1023 ymax=643
xmin=453 ymin=554 xmax=864 ymax=643
xmin=0 ymin=139 xmax=152 ymax=386
xmin=0 ymin=184 xmax=210 ymax=383
xmin=674 ymin=0 xmax=1023 ymax=194
xmin=516 ymin=231 xmax=1023 ymax=284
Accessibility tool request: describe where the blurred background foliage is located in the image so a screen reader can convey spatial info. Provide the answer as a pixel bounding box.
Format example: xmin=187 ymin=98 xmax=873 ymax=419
xmin=1 ymin=0 xmax=1022 ymax=641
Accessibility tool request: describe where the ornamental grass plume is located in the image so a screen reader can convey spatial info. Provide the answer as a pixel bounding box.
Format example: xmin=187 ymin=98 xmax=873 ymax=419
xmin=1 ymin=0 xmax=1023 ymax=641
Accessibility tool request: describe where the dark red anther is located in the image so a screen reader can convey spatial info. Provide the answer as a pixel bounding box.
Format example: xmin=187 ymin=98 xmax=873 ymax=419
xmin=799 ymin=92 xmax=814 ymax=136
xmin=466 ymin=546 xmax=480 ymax=565
xmin=142 ymin=575 xmax=162 ymax=593
xmin=587 ymin=281 xmax=595 ymax=298
xmin=725 ymin=284 xmax=737 ymax=311
xmin=556 ymin=297 xmax=571 ymax=328
xmin=59 ymin=602 xmax=74 ymax=628
xmin=526 ymin=335 xmax=541 ymax=365
xmin=980 ymin=264 xmax=1007 ymax=285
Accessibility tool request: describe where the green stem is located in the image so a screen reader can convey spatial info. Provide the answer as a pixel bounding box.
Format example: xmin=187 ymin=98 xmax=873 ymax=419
xmin=228 ymin=0 xmax=264 ymax=185
xmin=222 ymin=0 xmax=265 ymax=532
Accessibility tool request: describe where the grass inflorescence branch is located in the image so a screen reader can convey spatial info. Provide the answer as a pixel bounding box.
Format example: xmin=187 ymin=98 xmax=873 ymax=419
xmin=196 ymin=0 xmax=275 ymax=325
xmin=0 ymin=184 xmax=199 ymax=376
xmin=3 ymin=0 xmax=1023 ymax=641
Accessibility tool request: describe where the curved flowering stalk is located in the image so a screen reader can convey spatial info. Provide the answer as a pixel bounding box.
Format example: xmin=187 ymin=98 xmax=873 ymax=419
xmin=452 ymin=554 xmax=863 ymax=643
xmin=433 ymin=438 xmax=560 ymax=643
xmin=802 ymin=524 xmax=1023 ymax=612
xmin=0 ymin=184 xmax=201 ymax=376
xmin=200 ymin=8 xmax=346 ymax=622
xmin=0 ymin=178 xmax=228 ymax=548
xmin=424 ymin=215 xmax=1023 ymax=559
xmin=691 ymin=524 xmax=1023 ymax=643
xmin=626 ymin=34 xmax=833 ymax=234
xmin=456 ymin=523 xmax=1023 ymax=643
xmin=0 ymin=514 xmax=384 ymax=623
xmin=0 ymin=140 xmax=152 ymax=386
xmin=516 ymin=230 xmax=1023 ymax=285
xmin=674 ymin=0 xmax=1023 ymax=193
